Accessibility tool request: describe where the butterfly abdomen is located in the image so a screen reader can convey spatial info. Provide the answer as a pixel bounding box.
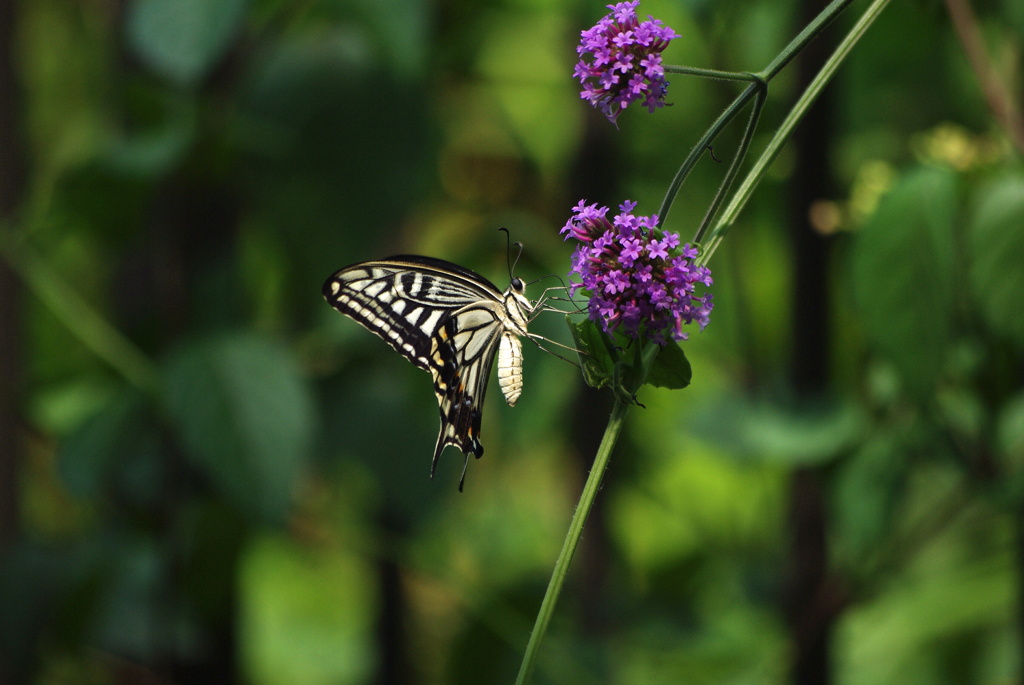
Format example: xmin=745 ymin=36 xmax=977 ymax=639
xmin=497 ymin=331 xmax=524 ymax=406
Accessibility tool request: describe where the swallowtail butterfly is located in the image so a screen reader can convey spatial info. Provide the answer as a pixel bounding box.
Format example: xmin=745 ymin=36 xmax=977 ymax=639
xmin=323 ymin=255 xmax=538 ymax=490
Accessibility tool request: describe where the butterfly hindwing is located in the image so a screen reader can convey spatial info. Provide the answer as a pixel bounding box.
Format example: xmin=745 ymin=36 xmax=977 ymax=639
xmin=429 ymin=303 xmax=505 ymax=472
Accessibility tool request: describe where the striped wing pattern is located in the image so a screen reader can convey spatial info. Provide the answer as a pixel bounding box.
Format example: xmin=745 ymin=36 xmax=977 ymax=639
xmin=323 ymin=256 xmax=527 ymax=489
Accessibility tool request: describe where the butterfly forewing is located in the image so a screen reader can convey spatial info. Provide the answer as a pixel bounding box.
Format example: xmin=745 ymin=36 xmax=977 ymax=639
xmin=322 ymin=256 xmax=530 ymax=489
xmin=323 ymin=257 xmax=503 ymax=369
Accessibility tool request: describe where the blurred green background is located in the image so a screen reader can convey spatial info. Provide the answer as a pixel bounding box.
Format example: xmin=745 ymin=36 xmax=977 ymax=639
xmin=1 ymin=0 xmax=1023 ymax=683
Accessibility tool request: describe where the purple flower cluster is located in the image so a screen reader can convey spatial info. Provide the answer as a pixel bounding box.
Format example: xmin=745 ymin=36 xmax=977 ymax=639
xmin=562 ymin=200 xmax=713 ymax=344
xmin=574 ymin=1 xmax=679 ymax=125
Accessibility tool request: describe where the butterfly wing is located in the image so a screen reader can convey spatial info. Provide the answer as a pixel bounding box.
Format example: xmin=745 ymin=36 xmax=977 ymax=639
xmin=322 ymin=256 xmax=510 ymax=487
xmin=428 ymin=302 xmax=507 ymax=482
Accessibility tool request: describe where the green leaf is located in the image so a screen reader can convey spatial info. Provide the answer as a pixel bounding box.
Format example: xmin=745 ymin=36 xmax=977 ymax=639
xmin=997 ymin=391 xmax=1024 ymax=463
xmin=833 ymin=436 xmax=907 ymax=558
xmin=240 ymin=534 xmax=376 ymax=685
xmin=57 ymin=390 xmax=164 ymax=506
xmin=704 ymin=395 xmax=872 ymax=464
xmin=58 ymin=394 xmax=139 ymax=498
xmin=967 ymin=170 xmax=1024 ymax=349
xmin=567 ymin=316 xmax=615 ymax=390
xmin=238 ymin=42 xmax=431 ymax=290
xmin=126 ymin=0 xmax=247 ymax=87
xmin=647 ymin=342 xmax=692 ymax=390
xmin=320 ymin=360 xmax=448 ymax=523
xmin=851 ymin=166 xmax=958 ymax=397
xmin=163 ymin=333 xmax=314 ymax=523
xmin=103 ymin=91 xmax=196 ymax=177
xmin=566 ymin=317 xmax=693 ymax=394
xmin=996 ymin=391 xmax=1024 ymax=502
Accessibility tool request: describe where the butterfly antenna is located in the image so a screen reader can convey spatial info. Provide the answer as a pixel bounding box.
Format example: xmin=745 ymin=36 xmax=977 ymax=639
xmin=498 ymin=227 xmax=524 ymax=279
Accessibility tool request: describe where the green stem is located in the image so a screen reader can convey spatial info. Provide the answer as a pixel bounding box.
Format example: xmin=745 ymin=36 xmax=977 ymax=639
xmin=0 ymin=239 xmax=160 ymax=392
xmin=692 ymin=86 xmax=766 ymax=245
xmin=656 ymin=81 xmax=761 ymax=229
xmin=664 ymin=65 xmax=762 ymax=83
xmin=657 ymin=0 xmax=855 ymax=230
xmin=699 ymin=0 xmax=892 ymax=265
xmin=759 ymin=0 xmax=856 ymax=82
xmin=515 ymin=397 xmax=631 ymax=685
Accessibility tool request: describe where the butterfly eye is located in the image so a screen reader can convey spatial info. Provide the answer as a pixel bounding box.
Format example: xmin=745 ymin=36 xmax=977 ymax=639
xmin=511 ymin=277 xmax=524 ymax=292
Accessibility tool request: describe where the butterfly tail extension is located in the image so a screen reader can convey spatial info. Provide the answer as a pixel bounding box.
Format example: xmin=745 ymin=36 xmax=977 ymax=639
xmin=430 ymin=395 xmax=485 ymax=488
xmin=458 ymin=454 xmax=471 ymax=492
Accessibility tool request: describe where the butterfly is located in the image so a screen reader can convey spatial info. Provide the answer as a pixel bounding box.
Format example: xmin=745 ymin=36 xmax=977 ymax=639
xmin=323 ymin=255 xmax=542 ymax=490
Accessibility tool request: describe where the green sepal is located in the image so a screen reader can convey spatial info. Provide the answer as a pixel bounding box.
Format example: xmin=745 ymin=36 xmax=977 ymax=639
xmin=567 ymin=316 xmax=617 ymax=390
xmin=567 ymin=316 xmax=693 ymax=396
xmin=611 ymin=360 xmax=638 ymax=404
xmin=647 ymin=341 xmax=692 ymax=389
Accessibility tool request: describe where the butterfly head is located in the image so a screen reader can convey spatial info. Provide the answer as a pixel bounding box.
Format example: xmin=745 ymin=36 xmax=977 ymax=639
xmin=503 ymin=277 xmax=532 ymax=331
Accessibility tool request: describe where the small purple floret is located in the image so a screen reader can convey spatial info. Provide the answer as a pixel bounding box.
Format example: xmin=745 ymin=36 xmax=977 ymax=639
xmin=562 ymin=199 xmax=713 ymax=344
xmin=574 ymin=2 xmax=679 ymax=125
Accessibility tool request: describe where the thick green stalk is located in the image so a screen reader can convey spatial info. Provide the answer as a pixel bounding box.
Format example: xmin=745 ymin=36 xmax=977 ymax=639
xmin=515 ymin=397 xmax=631 ymax=685
xmin=700 ymin=0 xmax=893 ymax=265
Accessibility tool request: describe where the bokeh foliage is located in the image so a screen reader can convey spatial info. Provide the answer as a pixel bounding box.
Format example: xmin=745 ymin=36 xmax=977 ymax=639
xmin=1 ymin=0 xmax=1023 ymax=684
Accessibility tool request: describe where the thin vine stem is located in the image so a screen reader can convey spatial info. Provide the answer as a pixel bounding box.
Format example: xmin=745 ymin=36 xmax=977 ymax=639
xmin=692 ymin=86 xmax=766 ymax=245
xmin=515 ymin=397 xmax=631 ymax=685
xmin=699 ymin=0 xmax=893 ymax=266
xmin=656 ymin=81 xmax=761 ymax=229
xmin=664 ymin=65 xmax=762 ymax=83
xmin=0 ymin=238 xmax=160 ymax=392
